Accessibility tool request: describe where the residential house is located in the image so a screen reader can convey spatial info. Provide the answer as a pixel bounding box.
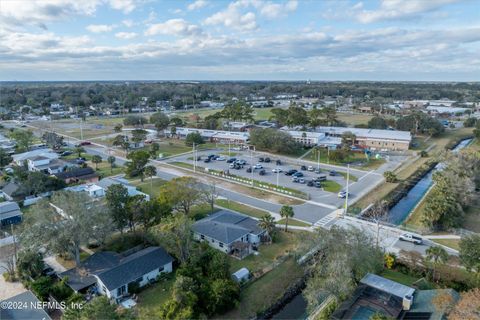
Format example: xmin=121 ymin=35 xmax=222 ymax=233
xmin=169 ymin=127 xmax=250 ymax=145
xmin=0 ymin=182 xmax=20 ymax=201
xmin=0 ymin=291 xmax=52 ymax=320
xmin=54 ymin=167 xmax=99 ymax=184
xmin=95 ymin=176 xmax=150 ymax=200
xmin=60 ymin=247 xmax=173 ymax=302
xmin=12 ymin=148 xmax=59 ymax=166
xmin=0 ymin=201 xmax=22 ymax=226
xmin=331 ymin=273 xmax=458 ymax=320
xmin=192 ymin=210 xmax=266 ymax=259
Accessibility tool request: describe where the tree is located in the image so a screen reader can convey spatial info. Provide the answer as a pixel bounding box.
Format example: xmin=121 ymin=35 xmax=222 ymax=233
xmin=341 ymin=131 xmax=356 ymax=148
xmin=159 ymin=177 xmax=202 ymax=216
xmin=463 ymin=117 xmax=477 ymax=128
xmin=280 ymin=205 xmax=294 ymax=232
xmin=42 ymin=132 xmax=64 ymax=149
xmin=125 ymin=150 xmax=150 ymax=181
xmin=74 ymin=146 xmax=85 ymax=158
xmin=459 ymin=234 xmax=480 ymax=273
xmin=269 ymin=108 xmax=289 ymax=126
xmin=112 ymin=134 xmax=130 ymax=154
xmin=258 ymin=214 xmax=276 ymax=242
xmin=368 ymin=116 xmax=388 ymax=129
xmin=144 ymin=165 xmax=157 ymax=193
xmin=201 ymin=182 xmax=219 ymax=214
xmin=138 ymin=199 xmax=171 ymax=233
xmin=11 ymin=130 xmax=34 ymax=152
xmin=20 ymin=191 xmax=113 ymax=266
xmin=150 ymin=112 xmax=170 ymax=137
xmin=91 ymin=155 xmax=102 ymax=170
xmin=123 ymin=115 xmax=148 ymax=127
xmin=16 ymin=250 xmax=44 ymax=281
xmin=448 ymin=288 xmax=480 ymax=320
xmin=130 ymin=129 xmax=147 ymax=146
xmin=185 ymin=132 xmax=204 ymax=147
xmin=125 ymin=194 xmax=146 ymax=232
xmin=425 ymin=245 xmax=448 ymax=282
xmin=156 ymin=214 xmax=194 ymax=264
xmin=369 ymin=313 xmax=389 ymax=320
xmin=149 ymin=142 xmax=160 ymax=159
xmin=113 ymin=123 xmax=123 ymax=133
xmin=249 ymin=128 xmax=301 ymax=155
xmin=383 ymin=171 xmax=397 ymax=183
xmin=286 ymin=106 xmax=309 ymax=127
xmin=107 ymin=155 xmax=116 ymax=173
xmin=105 ymin=184 xmax=130 ymax=233
xmin=75 ymin=296 xmax=125 ymax=320
xmin=0 ymin=148 xmax=13 ymax=167
xmin=170 ymin=117 xmax=183 ymax=127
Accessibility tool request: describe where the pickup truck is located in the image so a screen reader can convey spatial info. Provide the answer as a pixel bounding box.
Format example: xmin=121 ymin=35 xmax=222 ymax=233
xmin=399 ymin=233 xmax=423 ymax=245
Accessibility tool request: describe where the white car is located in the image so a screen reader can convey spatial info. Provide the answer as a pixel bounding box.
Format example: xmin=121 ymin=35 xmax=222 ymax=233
xmin=254 ymin=164 xmax=263 ymax=169
xmin=216 ymin=156 xmax=226 ymax=161
xmin=307 ymin=166 xmax=314 ymax=171
xmin=337 ymin=191 xmax=350 ymax=198
xmin=399 ymin=233 xmax=423 ymax=245
xmin=272 ymin=168 xmax=283 ymax=173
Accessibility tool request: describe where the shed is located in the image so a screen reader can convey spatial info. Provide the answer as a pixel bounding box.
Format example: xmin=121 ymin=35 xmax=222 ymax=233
xmin=232 ymin=267 xmax=250 ymax=283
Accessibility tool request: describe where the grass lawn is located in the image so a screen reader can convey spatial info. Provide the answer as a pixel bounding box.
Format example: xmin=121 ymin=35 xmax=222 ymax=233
xmin=337 ymin=113 xmax=374 ymax=126
xmin=306 ymin=149 xmax=385 ymax=170
xmin=190 ymin=203 xmax=220 ymax=220
xmin=381 ymin=269 xmax=434 ymax=289
xmin=56 ymin=251 xmax=91 ymax=269
xmin=215 ymin=199 xmax=269 ymax=219
xmin=136 ymin=274 xmax=176 ymax=320
xmin=219 ymin=257 xmax=305 ymax=319
xmin=322 ymin=180 xmax=342 ymax=193
xmin=132 ymin=178 xmax=167 ymax=198
xmin=403 ymin=194 xmax=428 ymax=230
xmin=277 ymin=218 xmax=311 ymax=227
xmin=355 ymin=182 xmax=398 ymax=209
xmin=337 ymin=171 xmax=358 ymax=182
xmin=432 ymin=239 xmax=461 ymax=251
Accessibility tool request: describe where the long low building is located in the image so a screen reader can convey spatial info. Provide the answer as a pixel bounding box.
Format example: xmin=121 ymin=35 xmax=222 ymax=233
xmin=169 ymin=126 xmax=411 ymax=151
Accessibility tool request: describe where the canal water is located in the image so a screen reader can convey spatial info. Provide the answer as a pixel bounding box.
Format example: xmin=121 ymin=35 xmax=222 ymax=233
xmin=271 ymin=294 xmax=308 ymax=320
xmin=387 ymin=138 xmax=473 ymax=225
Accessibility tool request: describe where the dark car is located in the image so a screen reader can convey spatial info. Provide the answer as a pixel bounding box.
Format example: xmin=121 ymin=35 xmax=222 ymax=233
xmin=204 ymin=158 xmax=211 ymax=163
xmin=227 ymin=158 xmax=237 ymax=163
xmin=246 ymin=167 xmax=252 ymax=173
xmin=61 ymin=151 xmax=73 ymax=157
xmin=293 ymin=172 xmax=304 ymax=177
xmin=300 ymin=165 xmax=307 ymax=171
xmin=234 ymin=164 xmax=242 ymax=170
xmin=329 ymin=170 xmax=337 ymax=176
xmin=285 ymin=169 xmax=297 ymax=176
xmin=307 ymin=180 xmax=314 ymax=187
xmin=196 ymin=156 xmax=202 ymax=161
xmin=259 ymin=169 xmax=266 ymax=175
xmin=208 ymin=154 xmax=216 ymax=159
xmin=264 ymin=157 xmax=271 ymax=163
xmin=259 ymin=157 xmax=265 ymax=162
xmin=276 ymin=160 xmax=282 ymax=165
xmin=77 ymin=141 xmax=92 ymax=146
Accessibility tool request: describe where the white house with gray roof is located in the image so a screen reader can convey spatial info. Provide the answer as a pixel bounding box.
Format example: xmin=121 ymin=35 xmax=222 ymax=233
xmin=192 ymin=210 xmax=266 ymax=258
xmin=60 ymin=246 xmax=173 ymax=303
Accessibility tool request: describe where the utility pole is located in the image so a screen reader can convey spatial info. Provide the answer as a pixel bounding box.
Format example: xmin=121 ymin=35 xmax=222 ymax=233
xmin=276 ymin=169 xmax=280 ymax=188
xmin=317 ymin=148 xmax=320 ymax=171
xmin=192 ymin=142 xmax=196 ymax=172
xmin=327 ymin=147 xmax=330 ymax=164
xmin=11 ymin=224 xmax=17 ymax=267
xmin=344 ymin=164 xmax=350 ymax=217
xmin=250 ymin=146 xmax=254 ymax=186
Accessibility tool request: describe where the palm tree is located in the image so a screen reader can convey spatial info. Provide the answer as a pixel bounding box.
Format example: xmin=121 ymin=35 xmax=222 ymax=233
xmin=74 ymin=146 xmax=85 ymax=158
xmin=91 ymin=155 xmax=102 ymax=170
xmin=426 ymin=245 xmax=448 ymax=282
xmin=107 ymin=156 xmax=116 ymax=173
xmin=258 ymin=214 xmax=276 ymax=242
xmin=280 ymin=205 xmax=294 ymax=232
xmin=144 ymin=165 xmax=157 ymax=194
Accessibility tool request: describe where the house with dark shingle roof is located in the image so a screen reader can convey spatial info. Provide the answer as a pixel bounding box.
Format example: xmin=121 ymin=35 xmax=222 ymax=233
xmin=0 ymin=291 xmax=52 ymax=320
xmin=59 ymin=246 xmax=173 ymax=302
xmin=0 ymin=201 xmax=22 ymax=226
xmin=192 ymin=210 xmax=266 ymax=258
xmin=53 ymin=167 xmax=99 ymax=184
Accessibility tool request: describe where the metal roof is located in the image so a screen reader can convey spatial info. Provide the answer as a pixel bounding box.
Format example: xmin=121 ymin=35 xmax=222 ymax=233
xmin=360 ymin=273 xmax=415 ymax=298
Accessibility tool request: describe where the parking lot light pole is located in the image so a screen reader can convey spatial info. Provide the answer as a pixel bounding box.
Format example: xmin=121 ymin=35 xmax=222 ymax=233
xmin=344 ymin=164 xmax=350 ymax=217
xmin=250 ymin=145 xmax=255 ymax=186
xmin=317 ymin=148 xmax=320 ymax=171
xmin=192 ymin=142 xmax=196 ymax=173
xmin=276 ymin=170 xmax=279 ymax=187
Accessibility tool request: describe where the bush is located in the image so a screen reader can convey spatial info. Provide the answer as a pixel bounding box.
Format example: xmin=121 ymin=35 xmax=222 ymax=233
xmin=3 ymin=272 xmax=16 ymax=282
xmin=420 ymin=150 xmax=429 ymax=157
xmin=128 ymin=281 xmax=141 ymax=294
xmin=30 ymin=276 xmax=53 ymax=301
xmin=316 ymin=299 xmax=338 ymax=320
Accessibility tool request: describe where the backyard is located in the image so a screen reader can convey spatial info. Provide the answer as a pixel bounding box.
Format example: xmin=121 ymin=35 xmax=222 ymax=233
xmin=136 ymin=274 xmax=176 ymax=320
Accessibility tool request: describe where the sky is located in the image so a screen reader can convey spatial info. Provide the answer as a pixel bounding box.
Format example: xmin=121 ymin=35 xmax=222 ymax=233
xmin=1 ymin=0 xmax=479 ymax=81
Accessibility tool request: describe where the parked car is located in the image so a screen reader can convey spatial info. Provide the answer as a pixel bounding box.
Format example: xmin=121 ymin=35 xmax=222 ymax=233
xmin=299 ymin=178 xmax=306 ymax=184
xmin=300 ymin=165 xmax=307 ymax=171
xmin=307 ymin=166 xmax=314 ymax=171
xmin=276 ymin=160 xmax=282 ymax=165
xmin=144 ymin=139 xmax=153 ymax=144
xmin=196 ymin=156 xmax=202 ymax=161
xmin=399 ymin=233 xmax=423 ymax=245
xmin=246 ymin=167 xmax=252 ymax=173
xmin=272 ymin=168 xmax=283 ymax=173
xmin=337 ymin=191 xmax=350 ymax=198
xmin=292 ymin=176 xmax=300 ymax=183
xmin=329 ymin=170 xmax=337 ymax=176
xmin=204 ymin=158 xmax=211 ymax=163
xmin=254 ymin=164 xmax=263 ymax=169
xmin=237 ymin=159 xmax=247 ymax=165
xmin=315 ymin=175 xmax=327 ymax=181
xmin=77 ymin=141 xmax=92 ymax=146
xmin=285 ymin=169 xmax=297 ymax=176
xmin=314 ymin=181 xmax=322 ymax=188
xmin=314 ymin=169 xmax=321 ymax=174
xmin=293 ymin=172 xmax=304 ymax=177
xmin=61 ymin=151 xmax=73 ymax=157
xmin=216 ymin=156 xmax=226 ymax=161
xmin=208 ymin=154 xmax=216 ymax=159
xmin=307 ymin=180 xmax=314 ymax=187
xmin=234 ymin=164 xmax=242 ymax=170
xmin=264 ymin=157 xmax=271 ymax=163
xmin=259 ymin=157 xmax=265 ymax=162
xmin=227 ymin=158 xmax=237 ymax=163
xmin=259 ymin=169 xmax=266 ymax=175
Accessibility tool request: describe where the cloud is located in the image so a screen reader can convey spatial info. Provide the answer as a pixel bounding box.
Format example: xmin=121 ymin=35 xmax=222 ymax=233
xmin=86 ymin=24 xmax=116 ymax=33
xmin=122 ymin=19 xmax=135 ymax=27
xmin=204 ymin=1 xmax=257 ymax=31
xmin=187 ymin=0 xmax=208 ymax=11
xmin=252 ymin=0 xmax=298 ymax=19
xmin=107 ymin=0 xmax=137 ymax=14
xmin=115 ymin=32 xmax=138 ymax=39
xmin=145 ymin=19 xmax=203 ymax=37
xmin=355 ymin=0 xmax=460 ymax=23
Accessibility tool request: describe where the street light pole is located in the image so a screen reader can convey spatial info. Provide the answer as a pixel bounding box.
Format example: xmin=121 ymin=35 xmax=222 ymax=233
xmin=276 ymin=170 xmax=279 ymax=187
xmin=250 ymin=146 xmax=255 ymax=186
xmin=317 ymin=148 xmax=320 ymax=171
xmin=344 ymin=164 xmax=350 ymax=217
xmin=192 ymin=142 xmax=196 ymax=173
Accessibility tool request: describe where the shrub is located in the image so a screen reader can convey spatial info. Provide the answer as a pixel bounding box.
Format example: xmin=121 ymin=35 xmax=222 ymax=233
xmin=128 ymin=281 xmax=141 ymax=294
xmin=30 ymin=276 xmax=53 ymax=301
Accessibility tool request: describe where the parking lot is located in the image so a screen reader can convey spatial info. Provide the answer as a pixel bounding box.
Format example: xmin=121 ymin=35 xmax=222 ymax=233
xmin=167 ymin=149 xmax=384 ymax=208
